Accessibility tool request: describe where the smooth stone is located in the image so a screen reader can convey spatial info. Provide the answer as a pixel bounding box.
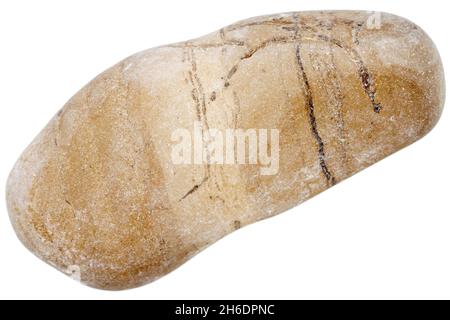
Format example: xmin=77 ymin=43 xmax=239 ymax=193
xmin=6 ymin=11 xmax=445 ymax=290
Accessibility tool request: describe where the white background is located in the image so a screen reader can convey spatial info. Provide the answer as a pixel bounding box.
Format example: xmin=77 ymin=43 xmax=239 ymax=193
xmin=0 ymin=0 xmax=448 ymax=300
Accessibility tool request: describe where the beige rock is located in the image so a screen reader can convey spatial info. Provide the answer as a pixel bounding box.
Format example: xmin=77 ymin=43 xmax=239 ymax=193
xmin=6 ymin=11 xmax=445 ymax=290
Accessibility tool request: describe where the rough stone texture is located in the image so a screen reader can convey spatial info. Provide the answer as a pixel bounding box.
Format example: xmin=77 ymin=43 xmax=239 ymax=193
xmin=6 ymin=11 xmax=445 ymax=290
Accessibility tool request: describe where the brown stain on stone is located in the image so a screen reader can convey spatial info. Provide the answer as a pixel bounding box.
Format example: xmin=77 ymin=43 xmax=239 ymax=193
xmin=24 ymin=65 xmax=184 ymax=289
xmin=29 ymin=205 xmax=53 ymax=243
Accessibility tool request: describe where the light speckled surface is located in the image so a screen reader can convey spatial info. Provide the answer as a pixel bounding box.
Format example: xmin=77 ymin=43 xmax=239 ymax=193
xmin=6 ymin=11 xmax=445 ymax=290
